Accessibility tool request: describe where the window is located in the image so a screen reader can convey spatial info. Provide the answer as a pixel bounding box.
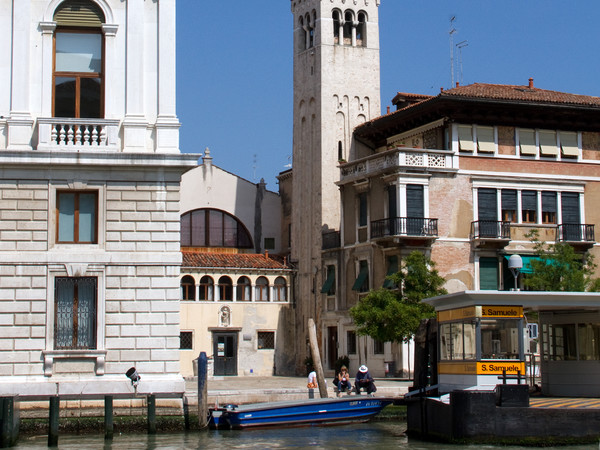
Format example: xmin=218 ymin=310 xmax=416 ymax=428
xmin=539 ymin=130 xmax=558 ymax=157
xmin=458 ymin=125 xmax=474 ymax=152
xmin=387 ymin=185 xmax=397 ymax=218
xmin=55 ymin=277 xmax=97 ymax=350
xmin=236 ymin=276 xmax=251 ymax=301
xmin=180 ymin=331 xmax=193 ymax=350
xmin=255 ymin=277 xmax=269 ymax=301
xmin=542 ymin=192 xmax=557 ymax=224
xmin=347 ymin=331 xmax=357 ymax=354
xmin=264 ymin=238 xmax=275 ymax=250
xmin=274 ymin=277 xmax=287 ymax=301
xmin=218 ymin=276 xmax=233 ymax=301
xmin=548 ymin=324 xmax=577 ymax=361
xmin=521 ymin=190 xmax=537 ymax=223
xmin=321 ymin=265 xmax=336 ymax=295
xmin=481 ymin=319 xmax=520 ymax=360
xmin=440 ymin=321 xmax=477 ymax=361
xmin=257 ymin=331 xmax=275 ymax=350
xmin=479 ymin=257 xmax=498 ymax=290
xmin=578 ymin=323 xmax=600 ymax=361
xmin=53 ymin=1 xmax=105 ymax=118
xmin=374 ymin=339 xmax=384 ymax=355
xmin=181 ymin=275 xmax=195 ymax=301
xmin=199 ymin=276 xmax=214 ymax=301
xmin=501 ymin=189 xmax=517 ymax=222
xmin=406 ymin=184 xmax=425 ymax=235
xmin=356 ymin=12 xmax=366 ymax=46
xmin=343 ymin=11 xmax=353 ymax=43
xmin=333 ymin=11 xmax=341 ymax=43
xmin=57 ymin=191 xmax=98 ymax=244
xmin=560 ymin=131 xmax=579 ymax=158
xmin=519 ymin=128 xmax=537 ymax=156
xmin=476 ymin=126 xmax=495 ymax=153
xmin=180 ymin=209 xmax=253 ymax=249
xmin=358 ymin=192 xmax=368 ymax=227
xmin=352 ymin=260 xmax=369 ymax=293
xmin=382 ymin=255 xmax=398 ymax=289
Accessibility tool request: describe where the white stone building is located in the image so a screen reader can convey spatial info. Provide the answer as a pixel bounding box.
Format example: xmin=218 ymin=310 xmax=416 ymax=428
xmin=0 ymin=0 xmax=197 ymax=399
xmin=179 ymin=153 xmax=295 ymax=377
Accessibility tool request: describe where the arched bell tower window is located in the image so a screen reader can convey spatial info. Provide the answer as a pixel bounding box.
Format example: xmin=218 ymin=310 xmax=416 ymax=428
xmin=343 ymin=11 xmax=353 ymax=44
xmin=332 ymin=10 xmax=341 ymax=44
xmin=357 ymin=12 xmax=367 ymax=46
xmin=53 ymin=1 xmax=105 ymax=118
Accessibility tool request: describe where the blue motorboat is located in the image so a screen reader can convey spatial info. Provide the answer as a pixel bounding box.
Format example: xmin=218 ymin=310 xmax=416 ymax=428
xmin=209 ymin=396 xmax=393 ymax=429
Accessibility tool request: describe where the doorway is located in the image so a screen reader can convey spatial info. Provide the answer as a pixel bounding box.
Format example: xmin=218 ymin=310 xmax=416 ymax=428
xmin=213 ymin=332 xmax=238 ymax=376
xmin=327 ymin=326 xmax=338 ymax=370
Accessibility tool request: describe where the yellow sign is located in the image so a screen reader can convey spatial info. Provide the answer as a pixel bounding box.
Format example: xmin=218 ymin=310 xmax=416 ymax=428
xmin=438 ymin=306 xmax=477 ymax=323
xmin=477 ymin=361 xmax=525 ymax=375
xmin=481 ymin=305 xmax=523 ymax=318
xmin=438 ymin=362 xmax=477 ymax=375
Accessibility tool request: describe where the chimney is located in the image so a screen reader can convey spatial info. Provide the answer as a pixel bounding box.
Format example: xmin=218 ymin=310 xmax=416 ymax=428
xmin=456 ymin=82 xmax=459 ymax=88
xmin=386 ymin=106 xmax=390 ymax=114
xmin=440 ymin=87 xmax=444 ymax=92
xmin=265 ymin=250 xmax=269 ymax=260
xmin=528 ymin=78 xmax=534 ymax=89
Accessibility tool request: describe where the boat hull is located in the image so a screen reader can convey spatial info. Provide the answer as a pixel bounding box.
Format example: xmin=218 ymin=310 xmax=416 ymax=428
xmin=212 ymin=397 xmax=393 ymax=429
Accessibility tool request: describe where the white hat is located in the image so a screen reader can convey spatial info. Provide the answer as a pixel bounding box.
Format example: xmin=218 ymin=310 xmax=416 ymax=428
xmin=359 ymin=365 xmax=368 ymax=373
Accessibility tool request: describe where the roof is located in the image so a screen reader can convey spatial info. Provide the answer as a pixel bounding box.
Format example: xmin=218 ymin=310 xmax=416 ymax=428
xmin=438 ymin=82 xmax=600 ymax=107
xmin=182 ymin=251 xmax=290 ymax=270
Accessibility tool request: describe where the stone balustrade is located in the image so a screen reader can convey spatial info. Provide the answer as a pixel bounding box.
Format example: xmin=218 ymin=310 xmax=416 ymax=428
xmin=37 ymin=118 xmax=121 ymax=151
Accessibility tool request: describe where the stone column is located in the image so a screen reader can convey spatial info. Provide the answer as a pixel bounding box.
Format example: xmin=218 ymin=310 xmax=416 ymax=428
xmin=123 ymin=0 xmax=147 ymax=152
xmin=8 ymin=0 xmax=34 ymax=149
xmin=39 ymin=22 xmax=56 ymax=118
xmin=155 ymin=0 xmax=180 ymax=153
xmin=102 ymin=24 xmax=119 ymax=120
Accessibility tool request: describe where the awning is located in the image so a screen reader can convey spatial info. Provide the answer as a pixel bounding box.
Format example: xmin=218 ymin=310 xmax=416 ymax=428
xmin=503 ymin=255 xmax=543 ymax=274
xmin=383 ymin=255 xmax=399 ymax=289
xmin=352 ymin=264 xmax=369 ymax=291
xmin=320 ymin=268 xmax=335 ymax=294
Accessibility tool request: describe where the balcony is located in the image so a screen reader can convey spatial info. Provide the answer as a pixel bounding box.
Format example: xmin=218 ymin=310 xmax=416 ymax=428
xmin=322 ymin=231 xmax=341 ymax=250
xmin=339 ymin=147 xmax=457 ymax=183
xmin=371 ymin=217 xmax=438 ymax=245
xmin=556 ymin=224 xmax=595 ymax=249
xmin=471 ymin=220 xmax=511 ymax=248
xmin=37 ymin=118 xmax=120 ymax=151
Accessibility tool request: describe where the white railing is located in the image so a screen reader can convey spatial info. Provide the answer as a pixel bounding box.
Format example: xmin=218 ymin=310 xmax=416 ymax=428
xmin=340 ymin=147 xmax=456 ymax=181
xmin=37 ymin=118 xmax=120 ymax=151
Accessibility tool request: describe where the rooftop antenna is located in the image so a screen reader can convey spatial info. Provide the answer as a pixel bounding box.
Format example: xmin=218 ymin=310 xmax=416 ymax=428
xmin=456 ymin=40 xmax=468 ymax=85
xmin=252 ymin=154 xmax=257 ymax=182
xmin=284 ymin=154 xmax=292 ymax=169
xmin=449 ymin=16 xmax=457 ymax=88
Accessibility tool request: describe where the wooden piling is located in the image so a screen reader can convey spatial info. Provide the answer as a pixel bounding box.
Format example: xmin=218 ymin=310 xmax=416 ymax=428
xmin=147 ymin=395 xmax=156 ymax=434
xmin=197 ymin=352 xmax=209 ymax=429
xmin=308 ymin=318 xmax=328 ymax=399
xmin=48 ymin=396 xmax=59 ymax=447
xmin=104 ymin=395 xmax=113 ymax=440
xmin=0 ymin=397 xmax=19 ymax=448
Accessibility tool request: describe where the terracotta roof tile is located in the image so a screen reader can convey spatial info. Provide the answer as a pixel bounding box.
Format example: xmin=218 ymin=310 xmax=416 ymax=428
xmin=182 ymin=251 xmax=290 ymax=270
xmin=439 ymin=82 xmax=600 ymax=107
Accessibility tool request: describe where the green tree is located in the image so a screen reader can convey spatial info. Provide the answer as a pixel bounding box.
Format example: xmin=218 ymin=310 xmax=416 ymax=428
xmin=349 ymin=251 xmax=447 ymax=343
xmin=523 ymin=229 xmax=600 ymax=292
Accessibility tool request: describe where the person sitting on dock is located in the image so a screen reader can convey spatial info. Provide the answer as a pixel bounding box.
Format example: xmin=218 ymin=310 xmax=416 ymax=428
xmin=307 ymin=367 xmax=318 ymax=389
xmin=335 ymin=365 xmax=352 ymax=395
xmin=355 ymin=365 xmax=377 ymax=395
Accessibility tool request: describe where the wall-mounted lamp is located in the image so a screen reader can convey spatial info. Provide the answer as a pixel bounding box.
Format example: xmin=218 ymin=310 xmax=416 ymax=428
xmin=126 ymin=367 xmax=141 ymax=386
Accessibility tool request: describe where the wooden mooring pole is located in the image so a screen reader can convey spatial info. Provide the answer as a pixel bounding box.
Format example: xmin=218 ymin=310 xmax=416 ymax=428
xmin=104 ymin=395 xmax=113 ymax=440
xmin=198 ymin=352 xmax=209 ymax=429
xmin=147 ymin=395 xmax=156 ymax=434
xmin=48 ymin=396 xmax=59 ymax=447
xmin=308 ymin=318 xmax=328 ymax=399
xmin=0 ymin=397 xmax=18 ymax=448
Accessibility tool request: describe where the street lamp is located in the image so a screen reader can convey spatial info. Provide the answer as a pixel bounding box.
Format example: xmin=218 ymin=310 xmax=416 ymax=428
xmin=508 ymin=255 xmax=523 ymax=291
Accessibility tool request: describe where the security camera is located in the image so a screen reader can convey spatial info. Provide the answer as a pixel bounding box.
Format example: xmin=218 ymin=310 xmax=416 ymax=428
xmin=126 ymin=367 xmax=141 ymax=386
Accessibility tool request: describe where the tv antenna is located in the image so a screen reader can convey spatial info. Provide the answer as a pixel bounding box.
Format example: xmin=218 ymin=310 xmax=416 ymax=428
xmin=252 ymin=154 xmax=257 ymax=182
xmin=456 ymin=40 xmax=468 ymax=85
xmin=449 ymin=16 xmax=457 ymax=87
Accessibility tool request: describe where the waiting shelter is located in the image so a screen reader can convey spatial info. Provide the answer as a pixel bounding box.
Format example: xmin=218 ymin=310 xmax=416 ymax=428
xmin=424 ymin=291 xmax=600 ymax=396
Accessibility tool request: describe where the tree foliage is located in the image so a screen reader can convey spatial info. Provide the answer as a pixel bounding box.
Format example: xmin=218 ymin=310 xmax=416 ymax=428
xmin=523 ymin=229 xmax=600 ymax=292
xmin=349 ymin=251 xmax=447 ymax=343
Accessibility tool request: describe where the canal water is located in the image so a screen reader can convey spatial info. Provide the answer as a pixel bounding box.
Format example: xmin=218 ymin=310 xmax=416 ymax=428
xmin=13 ymin=422 xmax=595 ymax=449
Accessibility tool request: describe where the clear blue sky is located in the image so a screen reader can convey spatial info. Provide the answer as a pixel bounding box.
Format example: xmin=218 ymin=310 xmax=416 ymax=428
xmin=176 ymin=1 xmax=600 ymax=190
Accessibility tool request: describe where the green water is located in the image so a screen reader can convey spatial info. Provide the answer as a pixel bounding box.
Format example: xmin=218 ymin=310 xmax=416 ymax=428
xmin=14 ymin=422 xmax=596 ymax=449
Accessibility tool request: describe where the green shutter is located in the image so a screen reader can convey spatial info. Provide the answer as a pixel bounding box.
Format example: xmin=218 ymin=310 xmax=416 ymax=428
xmin=320 ymin=266 xmax=335 ymax=294
xmin=479 ymin=257 xmax=498 ymax=290
xmin=352 ymin=263 xmax=368 ymax=291
xmin=382 ymin=255 xmax=398 ymax=289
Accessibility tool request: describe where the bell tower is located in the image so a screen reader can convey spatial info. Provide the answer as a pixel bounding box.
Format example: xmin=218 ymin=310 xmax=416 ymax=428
xmin=290 ymin=0 xmax=381 ymax=368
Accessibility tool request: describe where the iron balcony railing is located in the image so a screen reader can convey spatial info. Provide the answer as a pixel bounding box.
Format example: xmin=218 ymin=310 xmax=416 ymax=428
xmin=322 ymin=230 xmax=341 ymax=250
xmin=470 ymin=220 xmax=511 ymax=240
xmin=371 ymin=217 xmax=438 ymax=239
xmin=556 ymin=224 xmax=595 ymax=243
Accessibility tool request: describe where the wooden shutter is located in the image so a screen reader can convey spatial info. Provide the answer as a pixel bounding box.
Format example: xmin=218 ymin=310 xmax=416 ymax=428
xmin=477 ymin=188 xmax=497 ymax=221
xmin=479 ymin=257 xmax=498 ymax=290
xmin=54 ymin=1 xmax=105 ymax=27
xmin=406 ymin=185 xmax=424 ymax=218
xmin=542 ymin=192 xmax=557 ymax=213
xmin=561 ymin=192 xmax=580 ymax=224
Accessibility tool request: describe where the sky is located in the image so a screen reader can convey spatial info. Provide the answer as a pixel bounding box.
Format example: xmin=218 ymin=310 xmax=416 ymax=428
xmin=176 ymin=1 xmax=600 ymax=190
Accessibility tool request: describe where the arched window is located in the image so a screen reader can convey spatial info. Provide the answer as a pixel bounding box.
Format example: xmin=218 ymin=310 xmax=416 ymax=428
xmin=255 ymin=277 xmax=270 ymax=302
xmin=218 ymin=276 xmax=233 ymax=301
xmin=53 ymin=1 xmax=105 ymax=118
xmin=332 ymin=10 xmax=341 ymax=44
xmin=199 ymin=276 xmax=214 ymax=301
xmin=343 ymin=11 xmax=353 ymax=44
xmin=181 ymin=275 xmax=195 ymax=301
xmin=236 ymin=276 xmax=251 ymax=301
xmin=357 ymin=12 xmax=367 ymax=46
xmin=274 ymin=277 xmax=287 ymax=301
xmin=299 ymin=16 xmax=306 ymax=51
xmin=338 ymin=141 xmax=343 ymax=161
xmin=180 ymin=209 xmax=253 ymax=249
